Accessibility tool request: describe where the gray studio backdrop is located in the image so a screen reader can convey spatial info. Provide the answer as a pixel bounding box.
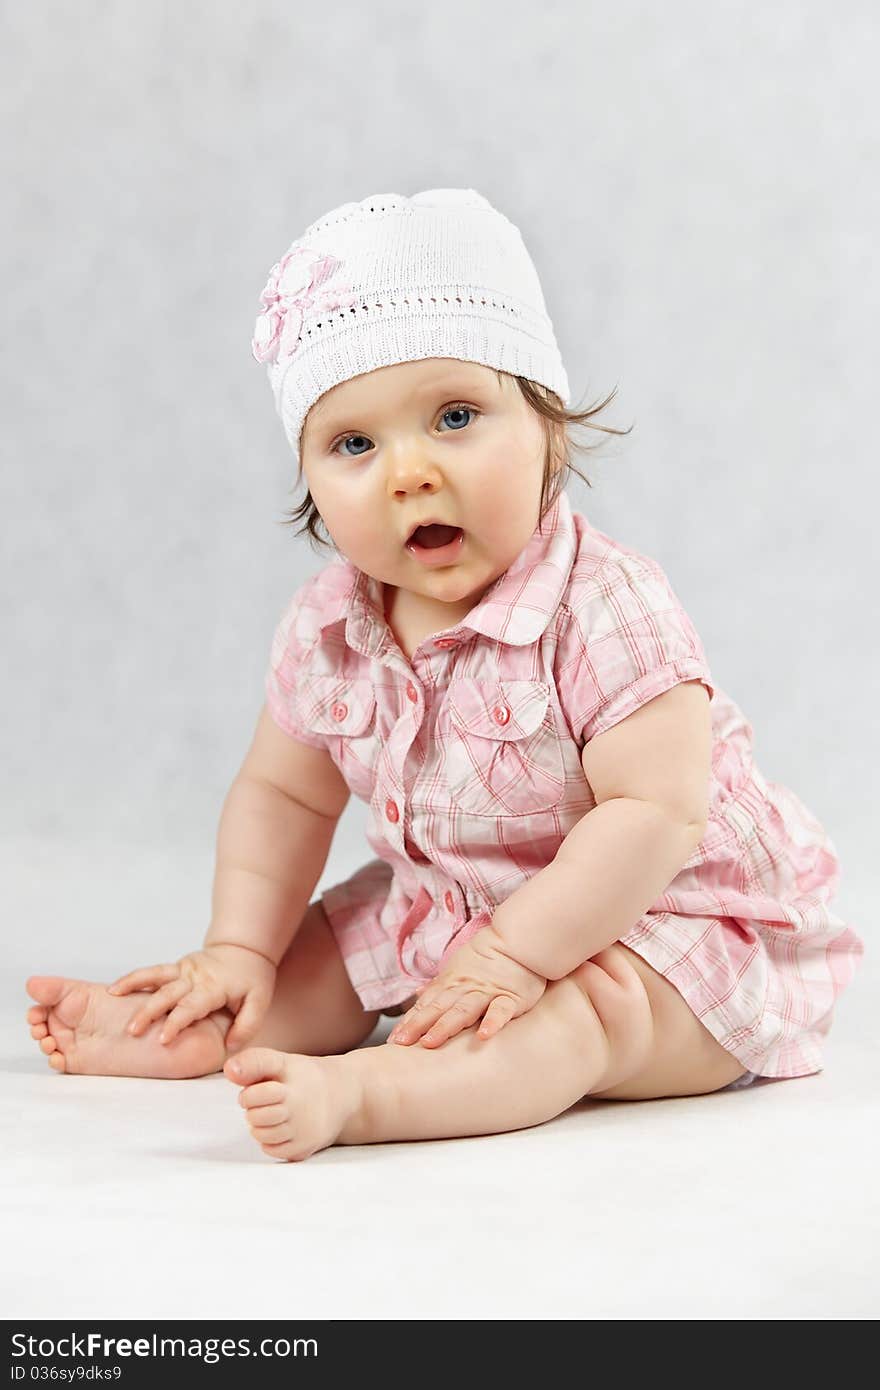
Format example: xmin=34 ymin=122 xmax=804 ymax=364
xmin=3 ymin=1 xmax=876 ymax=986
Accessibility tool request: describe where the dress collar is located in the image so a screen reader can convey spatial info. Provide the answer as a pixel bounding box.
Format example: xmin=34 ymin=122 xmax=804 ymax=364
xmin=314 ymin=489 xmax=578 ymax=658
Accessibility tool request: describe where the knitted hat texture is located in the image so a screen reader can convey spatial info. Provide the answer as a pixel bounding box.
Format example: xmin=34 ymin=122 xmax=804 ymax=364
xmin=251 ymin=188 xmax=569 ymax=464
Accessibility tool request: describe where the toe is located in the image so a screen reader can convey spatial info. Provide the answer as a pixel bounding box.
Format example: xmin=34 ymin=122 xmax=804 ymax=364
xmin=25 ymin=978 xmax=90 ymax=1033
xmin=223 ymin=1047 xmax=288 ymax=1087
xmin=259 ymin=1134 xmax=294 ymax=1153
xmin=30 ymin=1024 xmax=48 ymax=1040
xmin=246 ymin=1102 xmax=288 ymax=1128
xmin=26 ymin=1005 xmax=47 ymax=1025
xmin=26 ymin=976 xmax=67 ymax=1006
xmin=238 ymin=1081 xmax=285 ymax=1110
xmin=250 ymin=1121 xmax=289 ymax=1145
xmin=260 ymin=1137 xmax=310 ymax=1162
xmin=48 ymin=1052 xmax=65 ymax=1072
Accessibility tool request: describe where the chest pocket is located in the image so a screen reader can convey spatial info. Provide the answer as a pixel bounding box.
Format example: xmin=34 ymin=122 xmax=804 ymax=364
xmin=444 ymin=678 xmax=566 ymax=817
xmin=300 ymin=675 xmax=380 ymax=801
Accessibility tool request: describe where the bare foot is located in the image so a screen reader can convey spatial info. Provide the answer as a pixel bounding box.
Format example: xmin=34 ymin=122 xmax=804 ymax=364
xmin=224 ymin=1047 xmax=365 ymax=1162
xmin=25 ymin=975 xmax=231 ymax=1079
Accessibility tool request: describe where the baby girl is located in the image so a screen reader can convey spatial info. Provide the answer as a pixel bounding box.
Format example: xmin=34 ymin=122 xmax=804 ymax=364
xmin=25 ymin=188 xmax=864 ymax=1161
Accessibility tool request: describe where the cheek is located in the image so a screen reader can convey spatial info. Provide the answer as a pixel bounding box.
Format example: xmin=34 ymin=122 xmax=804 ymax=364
xmin=309 ymin=479 xmax=388 ymax=559
xmin=331 ymin=517 xmax=387 ymax=562
xmin=468 ymin=448 xmax=544 ymax=542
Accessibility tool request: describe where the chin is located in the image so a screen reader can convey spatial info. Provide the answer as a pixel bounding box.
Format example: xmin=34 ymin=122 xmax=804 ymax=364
xmin=415 ymin=566 xmax=473 ymax=593
xmin=434 ymin=575 xmax=494 ymax=607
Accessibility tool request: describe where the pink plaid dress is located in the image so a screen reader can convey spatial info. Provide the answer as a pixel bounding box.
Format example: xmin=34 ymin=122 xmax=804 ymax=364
xmin=264 ymin=489 xmax=864 ymax=1078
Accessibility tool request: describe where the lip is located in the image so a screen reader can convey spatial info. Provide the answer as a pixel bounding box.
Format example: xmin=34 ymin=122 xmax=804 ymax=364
xmin=404 ymin=515 xmax=457 ymax=545
xmin=405 ymin=526 xmax=466 ymax=567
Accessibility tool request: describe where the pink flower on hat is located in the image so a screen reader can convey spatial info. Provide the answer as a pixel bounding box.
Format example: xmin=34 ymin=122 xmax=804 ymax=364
xmin=251 ymin=247 xmax=359 ymax=365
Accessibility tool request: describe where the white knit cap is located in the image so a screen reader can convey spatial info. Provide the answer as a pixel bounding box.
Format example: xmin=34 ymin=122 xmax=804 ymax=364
xmin=251 ymin=188 xmax=570 ymax=464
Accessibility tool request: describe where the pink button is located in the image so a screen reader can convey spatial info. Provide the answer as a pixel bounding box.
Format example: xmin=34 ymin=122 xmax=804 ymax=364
xmin=385 ymin=799 xmax=399 ymax=823
xmin=405 ymin=682 xmax=418 ymax=702
xmin=444 ymin=890 xmax=454 ymax=913
xmin=435 ymin=637 xmax=457 ymax=648
xmin=493 ymin=705 xmax=510 ymax=726
xmin=331 ymin=702 xmax=348 ymax=721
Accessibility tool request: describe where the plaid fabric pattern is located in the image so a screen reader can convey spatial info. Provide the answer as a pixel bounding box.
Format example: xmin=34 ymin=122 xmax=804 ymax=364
xmin=265 ymin=490 xmax=864 ymax=1077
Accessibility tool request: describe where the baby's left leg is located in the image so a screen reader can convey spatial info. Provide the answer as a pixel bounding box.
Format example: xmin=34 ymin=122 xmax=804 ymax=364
xmin=225 ymin=944 xmax=748 ymax=1161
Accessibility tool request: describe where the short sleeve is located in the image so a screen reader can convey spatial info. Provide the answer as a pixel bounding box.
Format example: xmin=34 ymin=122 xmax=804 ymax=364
xmin=560 ymin=554 xmax=716 ymax=745
xmin=263 ymin=589 xmax=330 ymax=750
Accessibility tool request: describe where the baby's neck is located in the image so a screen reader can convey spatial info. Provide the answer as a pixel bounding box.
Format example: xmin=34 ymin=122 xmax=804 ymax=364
xmin=383 ymin=584 xmax=476 ymax=658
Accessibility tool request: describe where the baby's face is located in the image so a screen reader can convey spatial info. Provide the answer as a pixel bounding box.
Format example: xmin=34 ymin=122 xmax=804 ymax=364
xmin=299 ymin=358 xmax=553 ymax=615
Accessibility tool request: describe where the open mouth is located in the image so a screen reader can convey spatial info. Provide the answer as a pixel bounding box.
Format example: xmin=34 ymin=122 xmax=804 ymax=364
xmin=405 ymin=522 xmax=466 ymax=565
xmin=406 ymin=522 xmax=463 ymax=550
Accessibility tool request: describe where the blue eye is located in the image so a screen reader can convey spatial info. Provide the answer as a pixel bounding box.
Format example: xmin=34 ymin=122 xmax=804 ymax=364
xmin=439 ymin=404 xmax=477 ymax=431
xmin=332 ymin=402 xmax=479 ymax=457
xmin=336 ymin=434 xmax=372 ymax=458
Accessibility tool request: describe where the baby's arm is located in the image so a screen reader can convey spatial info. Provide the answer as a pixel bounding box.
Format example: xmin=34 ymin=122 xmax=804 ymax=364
xmin=491 ymin=680 xmax=711 ymax=979
xmin=205 ymin=704 xmax=350 ymax=962
xmin=110 ymin=704 xmax=350 ymax=1045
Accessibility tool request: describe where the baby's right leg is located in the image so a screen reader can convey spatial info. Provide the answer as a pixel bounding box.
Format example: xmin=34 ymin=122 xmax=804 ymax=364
xmin=25 ymin=901 xmax=381 ymax=1079
xmin=245 ymin=902 xmax=383 ymax=1056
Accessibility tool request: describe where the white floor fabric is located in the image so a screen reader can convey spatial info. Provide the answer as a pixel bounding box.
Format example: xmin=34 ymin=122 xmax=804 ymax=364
xmin=2 ymin=837 xmax=877 ymax=1321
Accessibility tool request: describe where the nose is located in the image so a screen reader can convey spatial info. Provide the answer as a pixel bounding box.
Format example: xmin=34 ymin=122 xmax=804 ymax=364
xmin=385 ymin=447 xmax=444 ymax=500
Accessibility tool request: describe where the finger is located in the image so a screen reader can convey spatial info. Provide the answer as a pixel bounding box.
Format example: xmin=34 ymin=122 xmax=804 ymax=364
xmin=419 ymin=995 xmax=486 ymax=1048
xmin=386 ymin=992 xmax=437 ymax=1043
xmin=477 ymin=995 xmax=519 ymax=1040
xmin=127 ymin=978 xmax=192 ymax=1036
xmin=387 ymin=989 xmax=454 ymax=1044
xmin=159 ymin=990 xmax=224 ymax=1044
xmin=108 ymin=964 xmax=179 ymax=996
xmin=226 ymin=991 xmax=270 ymax=1053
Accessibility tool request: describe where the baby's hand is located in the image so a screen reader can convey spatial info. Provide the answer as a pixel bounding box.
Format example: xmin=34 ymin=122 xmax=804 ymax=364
xmin=386 ymin=925 xmax=547 ymax=1049
xmin=107 ymin=943 xmax=277 ymax=1052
